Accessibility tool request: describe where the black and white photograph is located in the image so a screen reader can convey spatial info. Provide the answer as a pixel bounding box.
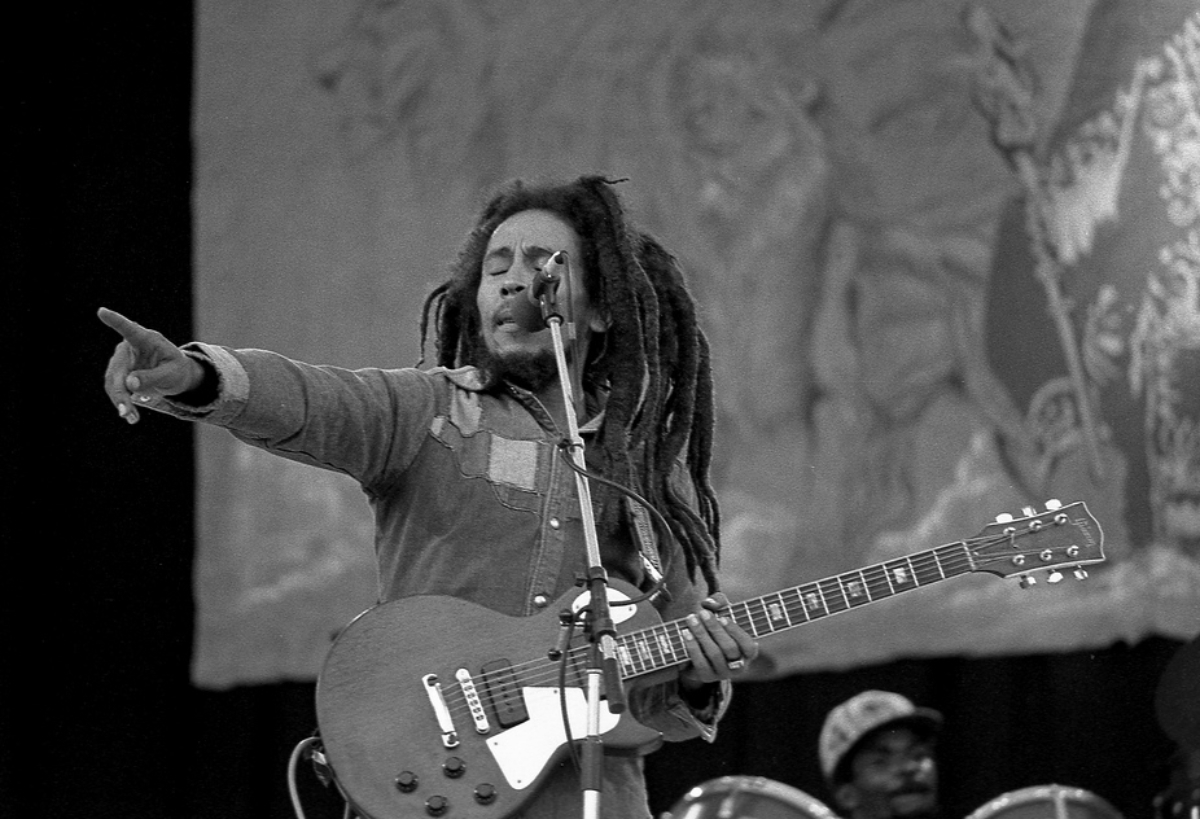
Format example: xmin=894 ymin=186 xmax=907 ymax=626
xmin=11 ymin=2 xmax=1199 ymax=817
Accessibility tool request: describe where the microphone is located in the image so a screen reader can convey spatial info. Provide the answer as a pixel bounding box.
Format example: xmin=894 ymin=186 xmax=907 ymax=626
xmin=510 ymin=252 xmax=565 ymax=331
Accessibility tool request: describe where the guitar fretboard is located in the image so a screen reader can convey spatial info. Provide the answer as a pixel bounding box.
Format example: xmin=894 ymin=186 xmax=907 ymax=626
xmin=612 ymin=541 xmax=975 ymax=679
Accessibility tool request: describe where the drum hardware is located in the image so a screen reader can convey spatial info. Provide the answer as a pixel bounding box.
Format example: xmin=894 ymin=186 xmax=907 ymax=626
xmin=965 ymin=783 xmax=1123 ymax=819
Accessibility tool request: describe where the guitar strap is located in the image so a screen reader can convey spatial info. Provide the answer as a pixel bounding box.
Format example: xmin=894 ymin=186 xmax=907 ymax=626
xmin=627 ymin=496 xmax=665 ymax=593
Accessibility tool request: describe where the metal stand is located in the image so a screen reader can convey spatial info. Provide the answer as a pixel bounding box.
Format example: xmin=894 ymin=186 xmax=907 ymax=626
xmin=531 ymin=255 xmax=623 ymax=819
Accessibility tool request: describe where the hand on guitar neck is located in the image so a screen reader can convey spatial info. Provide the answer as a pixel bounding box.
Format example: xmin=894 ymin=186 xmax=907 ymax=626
xmin=678 ymin=591 xmax=760 ymax=690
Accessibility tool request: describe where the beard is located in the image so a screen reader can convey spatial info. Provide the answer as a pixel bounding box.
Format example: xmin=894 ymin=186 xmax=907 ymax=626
xmin=475 ymin=345 xmax=559 ymax=393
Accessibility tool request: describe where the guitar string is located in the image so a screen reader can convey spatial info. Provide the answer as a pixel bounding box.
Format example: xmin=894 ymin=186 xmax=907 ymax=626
xmin=432 ymin=529 xmax=1073 ymax=720
xmin=430 ymin=536 xmax=1053 ymax=725
xmin=431 ymin=527 xmax=1083 ymax=721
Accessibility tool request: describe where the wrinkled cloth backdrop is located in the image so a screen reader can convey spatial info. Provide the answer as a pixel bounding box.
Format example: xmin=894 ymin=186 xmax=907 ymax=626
xmin=193 ymin=0 xmax=1199 ymax=687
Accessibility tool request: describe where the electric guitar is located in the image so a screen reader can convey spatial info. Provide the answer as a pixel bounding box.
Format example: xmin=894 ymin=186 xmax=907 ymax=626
xmin=315 ymin=500 xmax=1104 ymax=819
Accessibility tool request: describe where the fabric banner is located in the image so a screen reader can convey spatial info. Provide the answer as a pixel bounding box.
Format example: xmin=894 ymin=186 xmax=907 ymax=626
xmin=192 ymin=0 xmax=1199 ymax=687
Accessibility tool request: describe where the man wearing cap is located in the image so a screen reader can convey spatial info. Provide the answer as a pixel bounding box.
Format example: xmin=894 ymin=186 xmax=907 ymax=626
xmin=818 ymin=690 xmax=944 ymax=819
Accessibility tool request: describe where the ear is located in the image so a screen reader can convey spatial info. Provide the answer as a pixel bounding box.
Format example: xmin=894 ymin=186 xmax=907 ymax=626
xmin=834 ymin=783 xmax=861 ymax=813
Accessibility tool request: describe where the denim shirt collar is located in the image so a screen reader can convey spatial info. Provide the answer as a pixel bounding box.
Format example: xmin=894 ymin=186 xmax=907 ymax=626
xmin=440 ymin=364 xmax=607 ymax=434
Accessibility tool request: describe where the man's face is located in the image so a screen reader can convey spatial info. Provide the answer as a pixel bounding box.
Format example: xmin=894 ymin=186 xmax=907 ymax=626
xmin=476 ymin=209 xmax=601 ymax=365
xmin=837 ymin=727 xmax=939 ymax=819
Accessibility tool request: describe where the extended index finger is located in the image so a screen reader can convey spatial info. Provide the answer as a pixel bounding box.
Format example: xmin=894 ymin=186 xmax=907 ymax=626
xmin=97 ymin=307 xmax=153 ymax=345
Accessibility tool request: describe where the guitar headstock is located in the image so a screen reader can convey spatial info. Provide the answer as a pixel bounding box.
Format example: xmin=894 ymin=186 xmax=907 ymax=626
xmin=970 ymin=500 xmax=1105 ymax=587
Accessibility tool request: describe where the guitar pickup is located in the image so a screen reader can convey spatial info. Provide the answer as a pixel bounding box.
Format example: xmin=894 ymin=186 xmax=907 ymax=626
xmin=422 ymin=674 xmax=460 ymax=748
xmin=480 ymin=660 xmax=528 ymax=728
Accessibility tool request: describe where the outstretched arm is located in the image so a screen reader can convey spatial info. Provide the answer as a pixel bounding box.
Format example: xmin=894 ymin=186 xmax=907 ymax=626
xmin=98 ymin=307 xmax=208 ymax=424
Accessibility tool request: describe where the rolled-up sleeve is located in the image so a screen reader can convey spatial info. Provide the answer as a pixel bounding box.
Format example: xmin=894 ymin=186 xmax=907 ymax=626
xmin=144 ymin=343 xmax=250 ymax=424
xmin=628 ymin=676 xmax=730 ymax=743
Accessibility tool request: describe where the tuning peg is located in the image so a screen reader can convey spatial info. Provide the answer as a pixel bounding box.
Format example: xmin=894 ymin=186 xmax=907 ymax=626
xmin=1074 ymin=566 xmax=1089 ymax=580
xmin=1045 ymin=499 xmax=1062 ymax=510
xmin=1019 ymin=574 xmax=1037 ymax=588
xmin=1047 ymin=570 xmax=1064 ymax=583
xmin=1021 ymin=506 xmax=1036 ymax=516
xmin=995 ymin=513 xmax=1014 ymax=523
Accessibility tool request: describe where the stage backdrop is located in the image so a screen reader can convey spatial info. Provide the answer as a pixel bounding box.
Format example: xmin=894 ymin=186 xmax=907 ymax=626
xmin=192 ymin=0 xmax=1200 ymax=688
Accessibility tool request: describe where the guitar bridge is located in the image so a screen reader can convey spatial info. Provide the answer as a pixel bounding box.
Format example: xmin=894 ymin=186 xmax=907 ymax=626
xmin=422 ymin=674 xmax=460 ymax=748
xmin=456 ymin=668 xmax=492 ymax=735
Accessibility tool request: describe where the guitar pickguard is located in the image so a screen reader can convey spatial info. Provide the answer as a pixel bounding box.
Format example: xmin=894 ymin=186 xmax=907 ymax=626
xmin=486 ymin=687 xmax=621 ymax=789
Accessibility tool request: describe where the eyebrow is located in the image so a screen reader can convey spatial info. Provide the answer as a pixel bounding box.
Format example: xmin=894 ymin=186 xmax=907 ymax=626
xmin=483 ymin=243 xmax=555 ymax=264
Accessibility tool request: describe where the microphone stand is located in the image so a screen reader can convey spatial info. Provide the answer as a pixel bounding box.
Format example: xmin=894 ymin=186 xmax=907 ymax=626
xmin=529 ymin=254 xmax=624 ymax=819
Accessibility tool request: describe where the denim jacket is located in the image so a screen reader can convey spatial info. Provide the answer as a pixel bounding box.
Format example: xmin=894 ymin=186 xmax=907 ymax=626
xmin=149 ymin=343 xmax=728 ymax=819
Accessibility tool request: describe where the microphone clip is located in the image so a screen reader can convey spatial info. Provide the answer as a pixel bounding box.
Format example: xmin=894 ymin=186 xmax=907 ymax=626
xmin=531 ymin=252 xmax=564 ymax=322
xmin=509 ymin=251 xmax=566 ymax=332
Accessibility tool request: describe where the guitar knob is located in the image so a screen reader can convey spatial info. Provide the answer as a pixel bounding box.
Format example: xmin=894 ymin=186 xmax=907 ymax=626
xmin=1074 ymin=566 xmax=1089 ymax=580
xmin=995 ymin=513 xmax=1014 ymax=523
xmin=1045 ymin=499 xmax=1062 ymax=510
xmin=395 ymin=771 xmax=419 ymax=793
xmin=1021 ymin=506 xmax=1036 ymax=516
xmin=425 ymin=795 xmax=449 ymax=816
xmin=1047 ymin=570 xmax=1064 ymax=584
xmin=1019 ymin=574 xmax=1036 ymax=588
xmin=443 ymin=757 xmax=465 ymax=778
xmin=475 ymin=783 xmax=498 ymax=804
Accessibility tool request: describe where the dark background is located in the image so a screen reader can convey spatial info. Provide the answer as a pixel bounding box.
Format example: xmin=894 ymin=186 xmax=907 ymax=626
xmin=10 ymin=4 xmax=1185 ymax=818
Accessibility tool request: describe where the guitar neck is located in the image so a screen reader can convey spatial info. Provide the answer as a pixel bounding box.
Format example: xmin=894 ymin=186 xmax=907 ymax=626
xmin=614 ymin=541 xmax=975 ymax=680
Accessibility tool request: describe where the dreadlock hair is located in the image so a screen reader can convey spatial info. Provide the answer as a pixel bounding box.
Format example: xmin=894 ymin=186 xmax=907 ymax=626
xmin=418 ymin=175 xmax=721 ymax=592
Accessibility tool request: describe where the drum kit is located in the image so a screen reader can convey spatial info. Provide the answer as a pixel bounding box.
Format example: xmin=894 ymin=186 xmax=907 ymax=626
xmin=663 ymin=776 xmax=1124 ymax=819
xmin=663 ymin=776 xmax=840 ymax=819
xmin=662 ymin=609 xmax=1198 ymax=819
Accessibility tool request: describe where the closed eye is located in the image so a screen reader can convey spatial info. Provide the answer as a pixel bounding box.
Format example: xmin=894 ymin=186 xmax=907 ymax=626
xmin=483 ymin=246 xmax=513 ymax=276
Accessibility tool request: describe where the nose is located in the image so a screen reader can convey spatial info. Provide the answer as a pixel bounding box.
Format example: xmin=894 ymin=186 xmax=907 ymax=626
xmin=500 ymin=278 xmax=527 ymax=298
xmin=905 ymin=756 xmax=934 ymax=778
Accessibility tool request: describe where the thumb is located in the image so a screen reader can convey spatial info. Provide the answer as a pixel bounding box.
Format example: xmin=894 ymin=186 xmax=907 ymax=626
xmin=129 ymin=349 xmax=205 ymax=398
xmin=125 ymin=360 xmax=188 ymax=397
xmin=702 ymin=593 xmax=731 ymax=612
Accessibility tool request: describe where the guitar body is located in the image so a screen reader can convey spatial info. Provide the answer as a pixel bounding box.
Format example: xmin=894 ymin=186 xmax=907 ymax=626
xmin=316 ymin=580 xmax=665 ymax=819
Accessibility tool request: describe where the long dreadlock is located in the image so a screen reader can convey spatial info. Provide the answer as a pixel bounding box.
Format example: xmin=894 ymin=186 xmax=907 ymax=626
xmin=418 ymin=176 xmax=721 ymax=592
